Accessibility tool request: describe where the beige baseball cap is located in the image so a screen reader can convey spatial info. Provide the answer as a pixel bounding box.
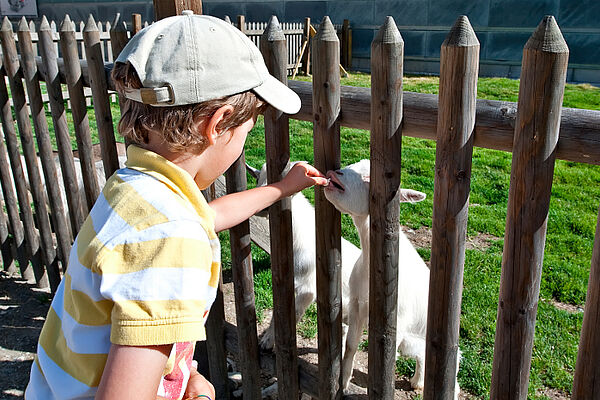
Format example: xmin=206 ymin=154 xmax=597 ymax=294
xmin=115 ymin=11 xmax=301 ymax=114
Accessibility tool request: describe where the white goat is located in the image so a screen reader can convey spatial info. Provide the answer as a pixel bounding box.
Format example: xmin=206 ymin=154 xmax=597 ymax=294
xmin=323 ymin=159 xmax=460 ymax=397
xmin=250 ymin=161 xmax=361 ymax=351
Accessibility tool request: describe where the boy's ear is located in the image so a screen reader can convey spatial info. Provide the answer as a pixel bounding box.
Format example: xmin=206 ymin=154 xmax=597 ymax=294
xmin=205 ymin=105 xmax=234 ymax=145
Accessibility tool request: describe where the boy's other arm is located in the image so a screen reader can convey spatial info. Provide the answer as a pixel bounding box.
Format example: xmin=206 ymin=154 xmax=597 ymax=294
xmin=209 ymin=162 xmax=327 ymax=232
xmin=95 ymin=343 xmax=171 ymax=400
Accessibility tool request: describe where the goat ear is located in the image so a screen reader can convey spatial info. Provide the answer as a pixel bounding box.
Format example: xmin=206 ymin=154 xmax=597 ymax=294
xmin=245 ymin=163 xmax=261 ymax=181
xmin=399 ymin=189 xmax=426 ymax=203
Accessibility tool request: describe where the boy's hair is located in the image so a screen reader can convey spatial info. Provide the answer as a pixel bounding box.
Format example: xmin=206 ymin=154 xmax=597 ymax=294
xmin=111 ymin=62 xmax=265 ymax=154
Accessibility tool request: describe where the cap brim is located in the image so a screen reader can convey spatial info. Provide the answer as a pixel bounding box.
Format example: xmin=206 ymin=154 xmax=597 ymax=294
xmin=252 ymin=75 xmax=301 ymax=115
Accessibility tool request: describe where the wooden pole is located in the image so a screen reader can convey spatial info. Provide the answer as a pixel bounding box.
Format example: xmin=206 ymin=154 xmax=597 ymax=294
xmin=573 ymin=204 xmax=600 ymax=398
xmin=225 ymin=153 xmax=261 ymax=400
xmin=341 ymin=19 xmax=350 ymax=69
xmin=367 ymin=16 xmax=404 ymax=399
xmin=83 ymin=15 xmax=120 ymax=179
xmin=490 ymin=16 xmax=569 ymax=399
xmin=109 ymin=13 xmax=128 ymax=59
xmin=205 ymin=275 xmax=231 ymax=400
xmin=0 ymin=55 xmax=37 ymax=282
xmin=39 ymin=15 xmax=86 ymax=236
xmin=302 ymin=17 xmax=311 ymax=75
xmin=1 ymin=17 xmax=53 ymax=289
xmin=0 ymin=127 xmax=20 ymax=275
xmin=237 ymin=15 xmax=246 ymax=34
xmin=17 ymin=16 xmax=70 ymax=288
xmin=260 ymin=16 xmax=299 ymax=399
xmin=0 ymin=194 xmax=14 ymax=273
xmin=60 ymin=15 xmax=100 ymax=211
xmin=153 ymin=0 xmax=202 ymax=20
xmin=131 ymin=13 xmax=142 ymax=35
xmin=313 ymin=16 xmax=342 ymax=400
xmin=425 ymin=16 xmax=479 ymax=400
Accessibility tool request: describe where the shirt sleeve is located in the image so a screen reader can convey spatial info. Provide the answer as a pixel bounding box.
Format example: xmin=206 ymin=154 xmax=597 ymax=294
xmin=97 ymin=220 xmax=215 ymax=346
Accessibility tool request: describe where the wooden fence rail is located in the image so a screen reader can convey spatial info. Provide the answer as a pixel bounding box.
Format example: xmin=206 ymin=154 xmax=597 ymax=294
xmin=2 ymin=11 xmax=600 ymax=400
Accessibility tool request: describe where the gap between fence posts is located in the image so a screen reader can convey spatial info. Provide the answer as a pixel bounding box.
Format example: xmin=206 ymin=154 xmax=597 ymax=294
xmin=366 ymin=16 xmax=404 ymax=400
xmin=59 ymin=15 xmax=101 ymax=212
xmin=425 ymin=15 xmax=479 ymax=400
xmin=225 ymin=153 xmax=262 ymax=400
xmin=313 ymin=15 xmax=343 ymax=400
xmin=39 ymin=15 xmax=86 ymax=237
xmin=490 ymin=16 xmax=569 ymax=399
xmin=1 ymin=17 xmax=53 ymax=289
xmin=260 ymin=15 xmax=299 ymax=399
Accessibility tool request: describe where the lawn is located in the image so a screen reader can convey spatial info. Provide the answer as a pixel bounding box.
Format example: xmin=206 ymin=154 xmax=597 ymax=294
xmin=28 ymin=74 xmax=600 ymax=399
xmin=233 ymin=73 xmax=599 ymax=399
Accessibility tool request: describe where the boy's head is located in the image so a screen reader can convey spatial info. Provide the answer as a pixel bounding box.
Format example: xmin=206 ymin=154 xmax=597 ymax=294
xmin=111 ymin=12 xmax=300 ymax=153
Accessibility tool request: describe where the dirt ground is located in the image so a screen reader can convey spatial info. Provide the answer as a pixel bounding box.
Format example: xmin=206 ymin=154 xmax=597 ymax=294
xmin=0 ymin=227 xmax=567 ymax=399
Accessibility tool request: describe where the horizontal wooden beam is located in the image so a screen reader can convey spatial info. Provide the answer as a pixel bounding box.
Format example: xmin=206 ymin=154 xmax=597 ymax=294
xmin=28 ymin=58 xmax=600 ymax=166
xmin=289 ymin=80 xmax=600 ymax=165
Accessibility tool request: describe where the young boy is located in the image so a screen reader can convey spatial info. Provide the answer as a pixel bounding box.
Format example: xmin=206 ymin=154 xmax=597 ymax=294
xmin=25 ymin=12 xmax=327 ymax=400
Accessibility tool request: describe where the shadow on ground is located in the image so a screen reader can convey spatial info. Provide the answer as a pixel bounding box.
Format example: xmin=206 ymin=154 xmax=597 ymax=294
xmin=0 ymin=272 xmax=51 ymax=398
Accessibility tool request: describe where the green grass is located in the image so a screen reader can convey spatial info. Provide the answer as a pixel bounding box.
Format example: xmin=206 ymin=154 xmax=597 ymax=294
xmin=231 ymin=72 xmax=600 ymax=399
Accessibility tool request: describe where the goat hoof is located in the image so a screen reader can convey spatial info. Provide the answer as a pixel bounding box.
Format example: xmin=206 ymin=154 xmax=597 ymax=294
xmin=409 ymin=376 xmax=424 ymax=391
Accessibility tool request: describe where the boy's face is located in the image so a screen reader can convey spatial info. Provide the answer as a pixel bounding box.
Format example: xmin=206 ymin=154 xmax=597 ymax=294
xmin=194 ymin=117 xmax=255 ymax=189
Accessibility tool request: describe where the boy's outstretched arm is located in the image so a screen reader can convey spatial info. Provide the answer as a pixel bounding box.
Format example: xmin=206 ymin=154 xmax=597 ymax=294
xmin=209 ymin=162 xmax=327 ymax=232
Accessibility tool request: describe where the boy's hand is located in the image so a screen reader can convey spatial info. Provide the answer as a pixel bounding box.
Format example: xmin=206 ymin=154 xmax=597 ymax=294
xmin=276 ymin=162 xmax=328 ymax=197
xmin=184 ymin=361 xmax=215 ymax=400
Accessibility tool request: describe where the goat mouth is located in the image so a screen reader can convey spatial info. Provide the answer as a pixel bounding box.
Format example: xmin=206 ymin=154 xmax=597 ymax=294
xmin=325 ymin=171 xmax=345 ymax=192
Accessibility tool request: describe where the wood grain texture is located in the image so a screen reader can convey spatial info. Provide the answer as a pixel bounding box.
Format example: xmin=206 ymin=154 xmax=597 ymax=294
xmin=368 ymin=16 xmax=404 ymax=400
xmin=573 ymin=204 xmax=600 ymax=399
xmin=0 ymin=195 xmax=14 ymax=273
xmin=260 ymin=16 xmax=299 ymax=399
xmin=17 ymin=17 xmax=69 ymax=290
xmin=1 ymin=17 xmax=51 ymax=288
xmin=83 ymin=15 xmax=120 ymax=179
xmin=59 ymin=16 xmax=100 ymax=212
xmin=39 ymin=16 xmax=85 ymax=237
xmin=0 ymin=61 xmax=36 ymax=281
xmin=490 ymin=16 xmax=569 ymax=400
xmin=313 ymin=16 xmax=343 ymax=400
xmin=287 ymin=81 xmax=600 ymax=165
xmin=131 ymin=13 xmax=142 ymax=35
xmin=225 ymin=153 xmax=261 ymax=400
xmin=425 ymin=16 xmax=479 ymax=400
xmin=153 ymin=0 xmax=203 ymax=19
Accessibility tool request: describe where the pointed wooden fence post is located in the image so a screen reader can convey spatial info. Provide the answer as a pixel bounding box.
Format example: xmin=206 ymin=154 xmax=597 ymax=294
xmin=490 ymin=16 xmax=569 ymax=399
xmin=59 ymin=15 xmax=100 ymax=211
xmin=0 ymin=195 xmax=14 ymax=272
xmin=368 ymin=16 xmax=404 ymax=400
xmin=1 ymin=17 xmax=54 ymax=288
xmin=260 ymin=15 xmax=299 ymax=399
xmin=425 ymin=16 xmax=479 ymax=400
xmin=39 ymin=15 xmax=86 ymax=236
xmin=0 ymin=127 xmax=20 ymax=275
xmin=313 ymin=16 xmax=342 ymax=400
xmin=83 ymin=15 xmax=120 ymax=179
xmin=0 ymin=51 xmax=37 ymax=282
xmin=17 ymin=16 xmax=70 ymax=288
xmin=225 ymin=153 xmax=262 ymax=400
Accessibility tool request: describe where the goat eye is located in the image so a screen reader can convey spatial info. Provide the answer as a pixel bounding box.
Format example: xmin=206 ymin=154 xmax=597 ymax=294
xmin=335 ymin=171 xmax=343 ymax=175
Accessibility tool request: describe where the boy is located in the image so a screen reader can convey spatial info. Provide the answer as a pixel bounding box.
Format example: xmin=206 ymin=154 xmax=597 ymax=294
xmin=25 ymin=12 xmax=327 ymax=400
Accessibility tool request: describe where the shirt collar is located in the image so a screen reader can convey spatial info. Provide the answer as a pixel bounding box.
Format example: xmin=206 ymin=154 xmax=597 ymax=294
xmin=124 ymin=145 xmax=216 ymax=236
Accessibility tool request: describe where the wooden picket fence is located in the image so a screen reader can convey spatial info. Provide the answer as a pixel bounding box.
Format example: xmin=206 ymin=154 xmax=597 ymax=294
xmin=1 ymin=10 xmax=600 ymax=400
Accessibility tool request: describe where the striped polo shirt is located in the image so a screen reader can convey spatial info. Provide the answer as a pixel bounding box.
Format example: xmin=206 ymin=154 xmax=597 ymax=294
xmin=25 ymin=145 xmax=221 ymax=399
